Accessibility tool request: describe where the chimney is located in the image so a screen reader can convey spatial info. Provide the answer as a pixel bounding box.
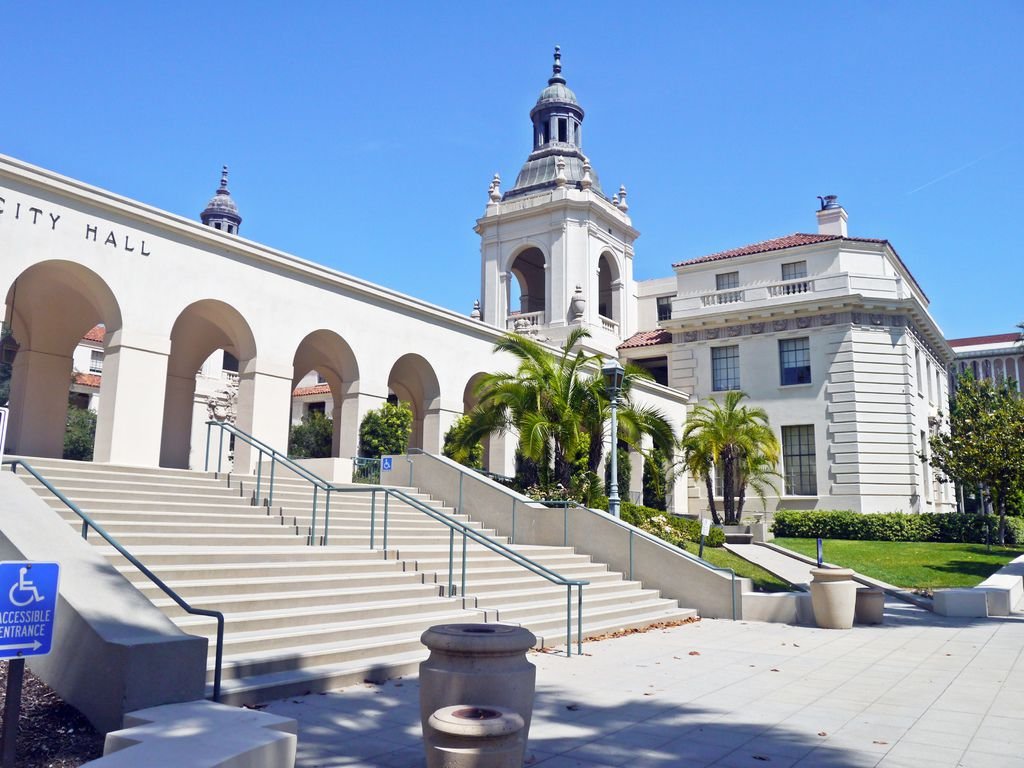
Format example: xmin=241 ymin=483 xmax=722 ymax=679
xmin=816 ymin=194 xmax=848 ymax=237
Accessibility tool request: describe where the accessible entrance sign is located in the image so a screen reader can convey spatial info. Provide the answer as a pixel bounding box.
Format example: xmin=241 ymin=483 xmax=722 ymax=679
xmin=0 ymin=562 xmax=59 ymax=658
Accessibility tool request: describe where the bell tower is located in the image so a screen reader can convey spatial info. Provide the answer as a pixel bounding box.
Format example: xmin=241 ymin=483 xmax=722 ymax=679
xmin=475 ymin=47 xmax=638 ymax=355
xmin=200 ymin=166 xmax=243 ymax=235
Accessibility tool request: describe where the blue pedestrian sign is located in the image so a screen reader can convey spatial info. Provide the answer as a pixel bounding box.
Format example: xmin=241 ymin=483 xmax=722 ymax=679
xmin=0 ymin=562 xmax=59 ymax=659
xmin=381 ymin=457 xmax=393 ymax=471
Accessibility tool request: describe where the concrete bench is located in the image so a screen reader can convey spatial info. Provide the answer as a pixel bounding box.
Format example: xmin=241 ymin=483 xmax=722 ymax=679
xmin=933 ymin=588 xmax=989 ymax=618
xmin=977 ymin=573 xmax=1024 ymax=616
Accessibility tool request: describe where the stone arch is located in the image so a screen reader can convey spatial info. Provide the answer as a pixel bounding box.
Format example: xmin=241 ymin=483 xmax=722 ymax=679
xmin=597 ymin=250 xmax=622 ymax=327
xmin=387 ymin=353 xmax=441 ymax=451
xmin=506 ymin=246 xmax=547 ymax=327
xmin=291 ymin=329 xmax=361 ymax=458
xmin=160 ymin=299 xmax=257 ymax=468
xmin=463 ymin=371 xmax=504 ymax=472
xmin=3 ymin=260 xmax=122 ymax=458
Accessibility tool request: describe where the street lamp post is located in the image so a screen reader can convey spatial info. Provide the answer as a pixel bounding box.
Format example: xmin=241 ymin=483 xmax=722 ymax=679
xmin=602 ymin=359 xmax=625 ymax=519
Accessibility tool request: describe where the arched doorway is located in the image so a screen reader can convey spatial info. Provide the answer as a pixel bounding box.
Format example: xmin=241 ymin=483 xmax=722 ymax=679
xmin=291 ymin=330 xmax=360 ymax=458
xmin=387 ymin=354 xmax=441 ymax=451
xmin=160 ymin=300 xmax=256 ymax=469
xmin=3 ymin=261 xmax=122 ymax=459
xmin=506 ymin=247 xmax=546 ymax=330
xmin=597 ymin=251 xmax=621 ymax=330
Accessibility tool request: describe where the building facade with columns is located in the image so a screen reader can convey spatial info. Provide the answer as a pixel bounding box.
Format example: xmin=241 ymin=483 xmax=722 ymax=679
xmin=947 ymin=333 xmax=1024 ymax=391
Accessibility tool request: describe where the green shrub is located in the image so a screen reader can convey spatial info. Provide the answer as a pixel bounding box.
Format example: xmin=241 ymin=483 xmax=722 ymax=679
xmin=288 ymin=410 xmax=333 ymax=458
xmin=620 ymin=502 xmax=725 ymax=548
xmin=358 ymin=402 xmax=413 ymax=459
xmin=772 ymin=509 xmax=1019 ymax=546
xmin=442 ymin=415 xmax=483 ymax=469
xmin=63 ymin=406 xmax=96 ymax=461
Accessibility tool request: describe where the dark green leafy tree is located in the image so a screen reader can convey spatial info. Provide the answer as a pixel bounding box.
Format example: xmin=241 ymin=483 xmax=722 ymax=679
xmin=358 ymin=401 xmax=413 ymax=459
xmin=288 ymin=411 xmax=333 ymax=458
xmin=442 ymin=415 xmax=483 ymax=469
xmin=929 ymin=370 xmax=1024 ymax=544
xmin=681 ymin=391 xmax=780 ymax=526
xmin=643 ymin=446 xmax=669 ymax=511
xmin=63 ymin=406 xmax=96 ymax=461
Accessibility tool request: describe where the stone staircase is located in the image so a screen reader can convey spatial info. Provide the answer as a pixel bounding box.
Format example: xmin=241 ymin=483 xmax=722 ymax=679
xmin=11 ymin=456 xmax=696 ymax=704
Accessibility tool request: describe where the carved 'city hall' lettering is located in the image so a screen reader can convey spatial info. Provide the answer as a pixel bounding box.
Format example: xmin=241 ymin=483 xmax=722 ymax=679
xmin=0 ymin=197 xmax=61 ymax=230
xmin=84 ymin=223 xmax=151 ymax=256
xmin=1 ymin=192 xmax=150 ymax=254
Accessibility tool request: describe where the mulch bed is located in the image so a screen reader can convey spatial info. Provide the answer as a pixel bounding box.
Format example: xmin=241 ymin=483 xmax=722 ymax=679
xmin=0 ymin=663 xmax=104 ymax=767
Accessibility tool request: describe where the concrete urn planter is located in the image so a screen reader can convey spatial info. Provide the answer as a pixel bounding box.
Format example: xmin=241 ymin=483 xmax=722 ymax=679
xmin=419 ymin=624 xmax=537 ymax=768
xmin=809 ymin=568 xmax=858 ymax=629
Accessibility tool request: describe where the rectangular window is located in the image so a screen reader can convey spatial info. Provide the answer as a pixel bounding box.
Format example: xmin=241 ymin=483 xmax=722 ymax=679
xmin=656 ymin=296 xmax=672 ymax=321
xmin=921 ymin=430 xmax=931 ymax=502
xmin=779 ymin=337 xmax=811 ymax=385
xmin=915 ymin=347 xmax=923 ymax=395
xmin=89 ymin=350 xmax=103 ymax=374
xmin=306 ymin=402 xmax=326 ymax=416
xmin=782 ymin=425 xmax=817 ymax=496
xmin=711 ymin=345 xmax=740 ymax=391
xmin=715 ymin=271 xmax=739 ymax=291
xmin=926 ymin=359 xmax=933 ymax=403
xmin=781 ymin=261 xmax=808 ymax=281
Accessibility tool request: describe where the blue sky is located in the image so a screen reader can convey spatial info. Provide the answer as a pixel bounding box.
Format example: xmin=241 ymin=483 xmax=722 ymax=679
xmin=5 ymin=2 xmax=1021 ymax=339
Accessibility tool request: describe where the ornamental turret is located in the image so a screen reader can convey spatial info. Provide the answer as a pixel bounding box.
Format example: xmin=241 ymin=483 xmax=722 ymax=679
xmin=200 ymin=166 xmax=242 ymax=235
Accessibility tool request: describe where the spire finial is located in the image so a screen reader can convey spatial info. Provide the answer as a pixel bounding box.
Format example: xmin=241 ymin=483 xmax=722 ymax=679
xmin=549 ymin=45 xmax=566 ymax=85
xmin=219 ymin=165 xmax=229 ymax=192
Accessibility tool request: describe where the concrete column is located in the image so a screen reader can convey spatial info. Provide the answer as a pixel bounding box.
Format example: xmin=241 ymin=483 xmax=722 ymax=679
xmin=487 ymin=432 xmax=516 ymax=478
xmin=93 ymin=342 xmax=169 ymax=467
xmin=337 ymin=391 xmax=385 ymax=458
xmin=234 ymin=367 xmax=293 ymax=474
xmin=629 ymin=443 xmax=647 ymax=505
xmin=160 ymin=374 xmax=197 ymax=468
xmin=421 ymin=406 xmax=443 ymax=455
xmin=6 ymin=348 xmax=73 ymax=458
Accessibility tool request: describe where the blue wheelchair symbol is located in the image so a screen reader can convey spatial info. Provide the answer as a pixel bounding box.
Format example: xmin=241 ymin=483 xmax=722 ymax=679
xmin=381 ymin=457 xmax=393 ymax=471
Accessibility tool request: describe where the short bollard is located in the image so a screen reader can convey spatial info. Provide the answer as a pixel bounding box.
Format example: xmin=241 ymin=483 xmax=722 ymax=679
xmin=809 ymin=568 xmax=858 ymax=629
xmin=419 ymin=624 xmax=537 ymax=768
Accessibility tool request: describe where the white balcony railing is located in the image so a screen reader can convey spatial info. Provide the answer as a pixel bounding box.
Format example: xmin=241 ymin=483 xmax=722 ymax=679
xmin=767 ymin=279 xmax=811 ymax=297
xmin=679 ymin=272 xmax=905 ymax=314
xmin=506 ymin=310 xmax=545 ymax=332
xmin=700 ymin=289 xmax=745 ymax=307
xmin=600 ymin=315 xmax=619 ymax=334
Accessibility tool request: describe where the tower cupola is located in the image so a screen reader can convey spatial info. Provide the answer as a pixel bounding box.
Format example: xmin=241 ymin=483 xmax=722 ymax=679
xmin=200 ymin=166 xmax=242 ymax=234
xmin=505 ymin=47 xmax=602 ymax=199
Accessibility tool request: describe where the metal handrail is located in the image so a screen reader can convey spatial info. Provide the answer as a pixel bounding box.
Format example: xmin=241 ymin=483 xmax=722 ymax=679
xmin=408 ymin=450 xmax=739 ymax=620
xmin=205 ymin=422 xmax=588 ymax=655
xmin=3 ymin=458 xmax=225 ymax=701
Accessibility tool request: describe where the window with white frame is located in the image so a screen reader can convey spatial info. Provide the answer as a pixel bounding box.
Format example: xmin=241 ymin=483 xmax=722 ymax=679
xmin=711 ymin=345 xmax=740 ymax=391
xmin=782 ymin=425 xmax=817 ymax=496
xmin=926 ymin=358 xmax=933 ymax=403
xmin=89 ymin=350 xmax=103 ymax=373
xmin=781 ymin=261 xmax=807 ymax=281
xmin=915 ymin=347 xmax=923 ymax=395
xmin=715 ymin=271 xmax=739 ymax=291
xmin=779 ymin=337 xmax=811 ymax=385
xmin=656 ymin=296 xmax=672 ymax=321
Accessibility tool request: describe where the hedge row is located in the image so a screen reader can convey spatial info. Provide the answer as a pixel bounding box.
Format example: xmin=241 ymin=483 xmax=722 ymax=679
xmin=772 ymin=509 xmax=1024 ymax=546
xmin=620 ymin=502 xmax=726 ymax=548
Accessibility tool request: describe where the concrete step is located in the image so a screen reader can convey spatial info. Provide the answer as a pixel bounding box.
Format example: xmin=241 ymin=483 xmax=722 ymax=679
xmin=132 ymin=570 xmax=433 ymax=599
xmin=98 ymin=545 xmax=396 ymax=566
xmin=155 ymin=586 xmax=453 ymax=617
xmin=113 ymin=557 xmax=410 ymax=581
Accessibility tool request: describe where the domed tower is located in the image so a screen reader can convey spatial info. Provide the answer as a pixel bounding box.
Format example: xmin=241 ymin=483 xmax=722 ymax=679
xmin=200 ymin=166 xmax=242 ymax=235
xmin=476 ymin=47 xmax=636 ymax=355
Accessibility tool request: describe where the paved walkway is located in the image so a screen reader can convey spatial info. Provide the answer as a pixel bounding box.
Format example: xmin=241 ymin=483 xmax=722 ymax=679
xmin=263 ymin=601 xmax=1024 ymax=767
xmin=725 ymin=543 xmax=817 ymax=587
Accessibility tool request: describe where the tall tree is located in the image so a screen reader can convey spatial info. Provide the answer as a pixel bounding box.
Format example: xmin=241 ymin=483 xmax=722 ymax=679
xmin=457 ymin=330 xmax=675 ymax=498
xmin=929 ymin=370 xmax=1024 ymax=544
xmin=681 ymin=391 xmax=780 ymax=526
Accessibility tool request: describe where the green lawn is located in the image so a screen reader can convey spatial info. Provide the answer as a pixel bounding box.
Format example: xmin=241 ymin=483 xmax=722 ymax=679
xmin=681 ymin=542 xmax=794 ymax=593
xmin=774 ymin=538 xmax=1024 ymax=589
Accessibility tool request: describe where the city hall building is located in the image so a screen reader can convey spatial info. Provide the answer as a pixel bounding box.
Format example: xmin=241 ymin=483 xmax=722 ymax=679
xmin=1 ymin=49 xmax=952 ymax=516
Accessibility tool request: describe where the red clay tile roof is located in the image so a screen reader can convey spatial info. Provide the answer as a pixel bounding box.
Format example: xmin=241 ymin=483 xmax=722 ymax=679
xmin=83 ymin=325 xmax=105 ymax=343
xmin=673 ymin=233 xmax=889 ymax=267
xmin=73 ymin=373 xmax=101 ymax=388
xmin=292 ymin=383 xmax=331 ymax=397
xmin=618 ymin=329 xmax=673 ymax=350
xmin=948 ymin=333 xmax=1022 ymax=348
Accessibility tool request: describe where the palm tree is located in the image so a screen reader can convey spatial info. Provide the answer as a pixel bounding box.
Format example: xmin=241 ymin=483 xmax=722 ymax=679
xmin=681 ymin=391 xmax=780 ymax=525
xmin=458 ymin=329 xmax=676 ymax=496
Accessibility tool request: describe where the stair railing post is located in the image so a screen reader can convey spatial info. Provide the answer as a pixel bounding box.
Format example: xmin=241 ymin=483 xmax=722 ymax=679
xmin=256 ymin=450 xmax=263 ymax=505
xmin=511 ymin=498 xmax=516 ymax=545
xmin=268 ymin=455 xmax=276 ymax=508
xmin=629 ymin=529 xmax=634 ymax=581
xmin=204 ymin=423 xmax=212 ymax=472
xmin=564 ymin=503 xmax=568 ymax=547
xmin=212 ymin=614 xmax=224 ymax=702
xmin=217 ymin=426 xmax=225 ymax=473
xmin=382 ymin=492 xmax=389 ymax=551
xmin=457 ymin=472 xmax=463 ymax=515
xmin=407 ymin=457 xmax=414 ymax=486
xmin=370 ymin=490 xmax=376 ymax=549
xmin=566 ymin=585 xmax=572 ymax=658
xmin=448 ymin=528 xmax=455 ymax=597
xmin=310 ymin=485 xmax=318 ymax=546
xmin=577 ymin=584 xmax=583 ymax=656
xmin=323 ymin=488 xmax=331 ymax=546
xmin=461 ymin=529 xmax=467 ymax=598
